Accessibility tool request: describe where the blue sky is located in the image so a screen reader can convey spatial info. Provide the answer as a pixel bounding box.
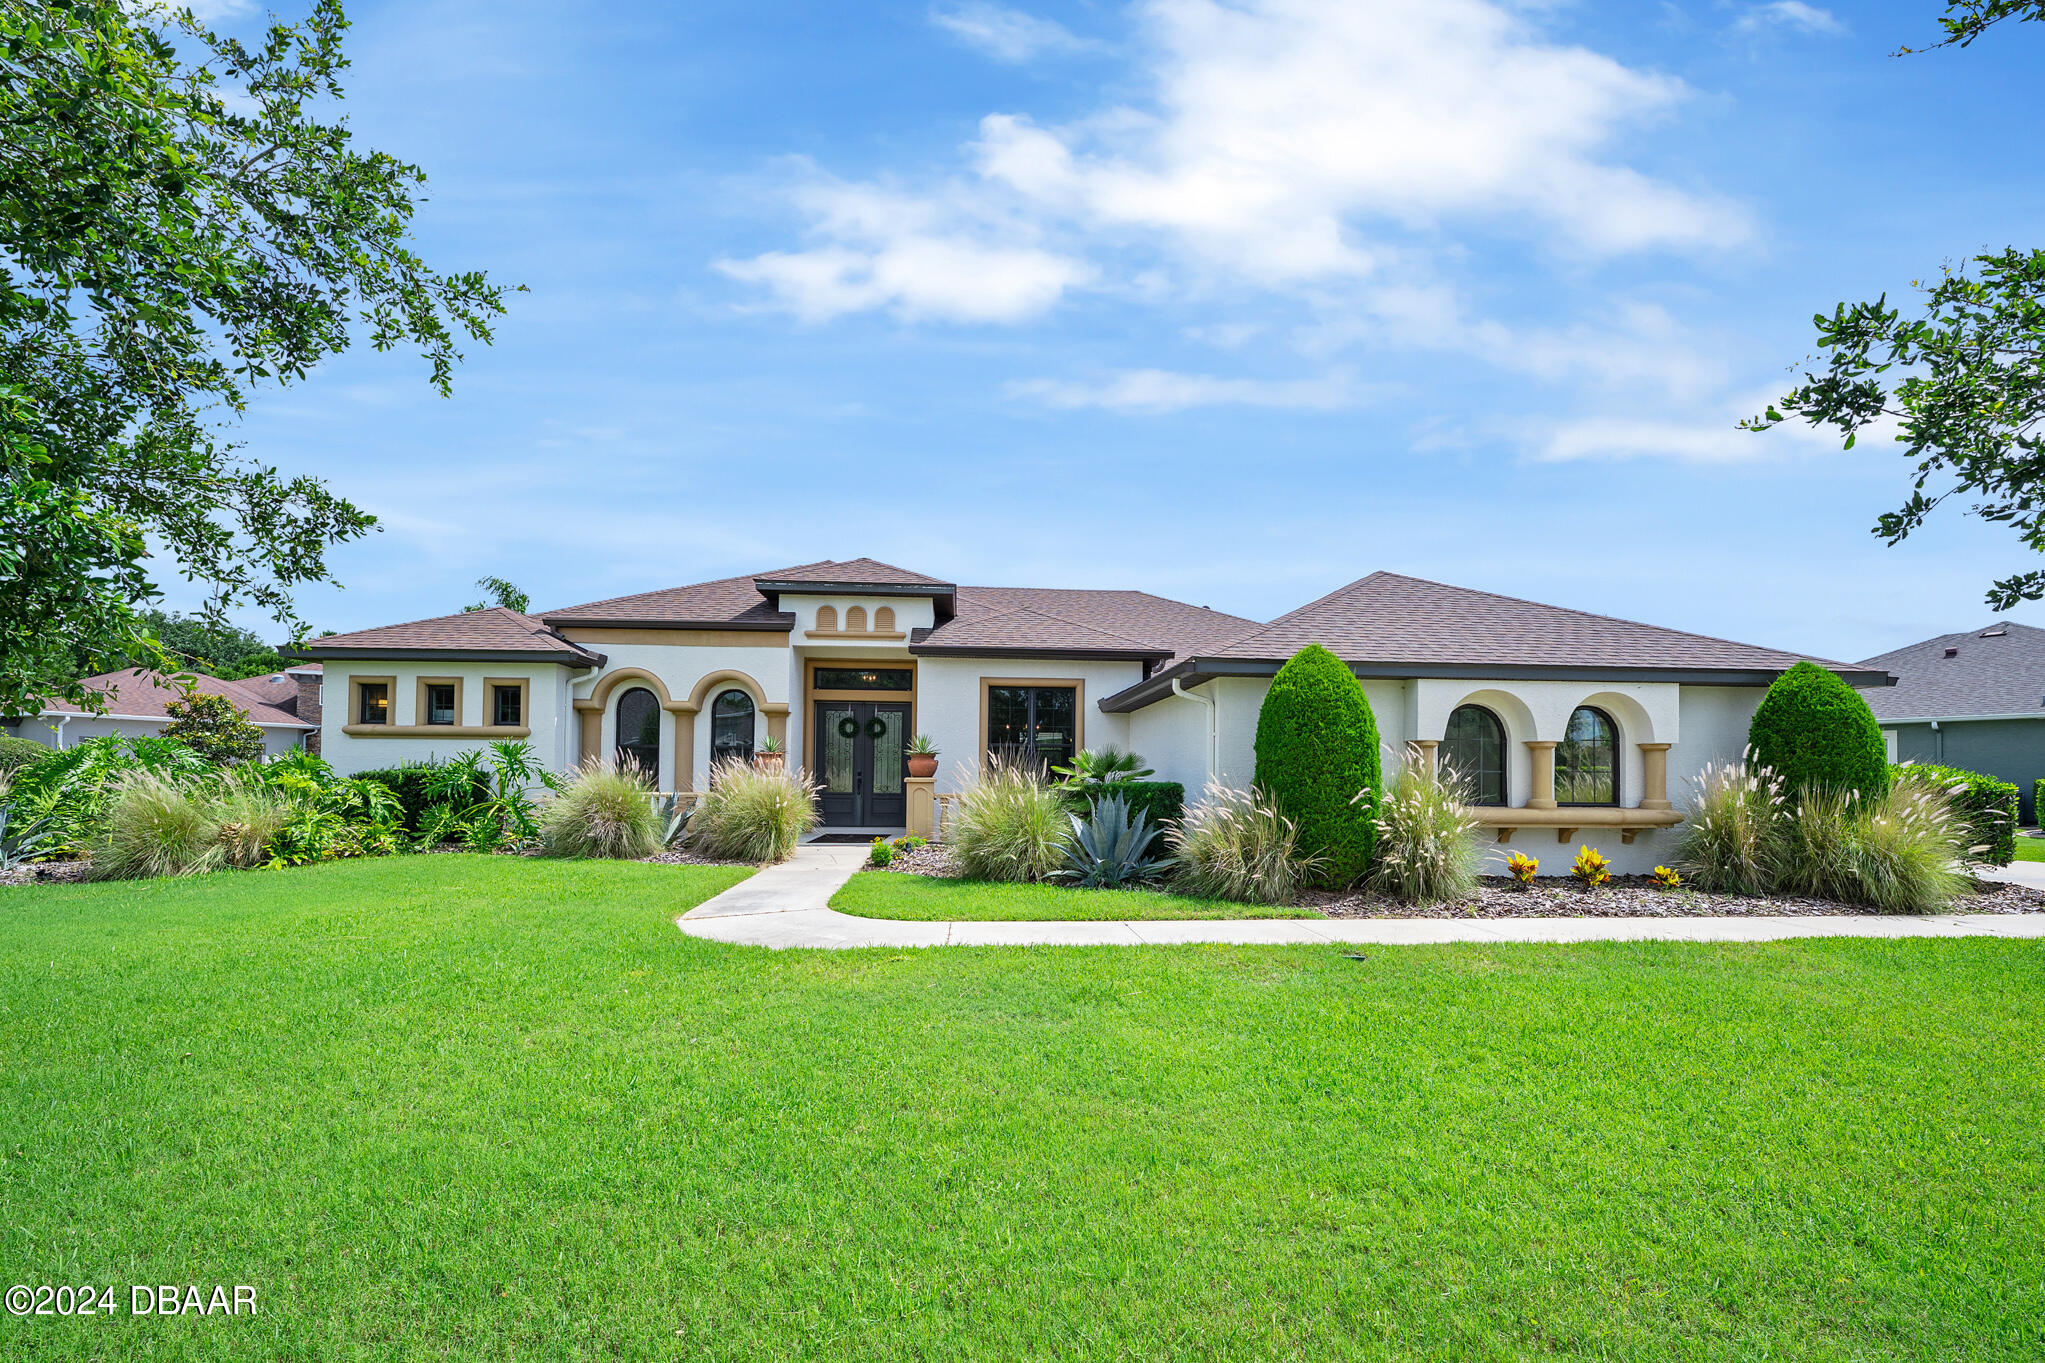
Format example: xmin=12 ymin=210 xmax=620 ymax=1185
xmin=189 ymin=0 xmax=2044 ymax=663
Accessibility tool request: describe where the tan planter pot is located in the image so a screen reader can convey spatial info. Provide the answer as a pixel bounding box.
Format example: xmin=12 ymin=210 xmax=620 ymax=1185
xmin=906 ymin=754 xmax=939 ymax=779
xmin=754 ymin=753 xmax=785 ymax=773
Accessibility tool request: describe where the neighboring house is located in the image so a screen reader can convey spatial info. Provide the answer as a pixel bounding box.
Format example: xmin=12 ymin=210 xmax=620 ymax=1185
xmin=292 ymin=558 xmax=1887 ymax=875
xmin=5 ymin=664 xmax=322 ymax=758
xmin=1858 ymin=622 xmax=2045 ymax=823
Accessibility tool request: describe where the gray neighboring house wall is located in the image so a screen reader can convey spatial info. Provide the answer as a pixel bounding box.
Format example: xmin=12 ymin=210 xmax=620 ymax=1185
xmin=1857 ymin=621 xmax=2045 ymax=823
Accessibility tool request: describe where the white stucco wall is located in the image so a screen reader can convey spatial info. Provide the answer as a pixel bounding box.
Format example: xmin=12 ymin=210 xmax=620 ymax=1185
xmin=912 ymin=657 xmax=1144 ymax=794
xmin=567 ymin=639 xmax=795 ymax=791
xmin=319 ymin=662 xmax=570 ymax=779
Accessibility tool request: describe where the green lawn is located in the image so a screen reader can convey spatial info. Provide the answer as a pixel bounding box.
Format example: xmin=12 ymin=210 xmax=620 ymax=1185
xmin=833 ymin=868 xmax=1321 ymax=920
xmin=4 ymin=857 xmax=2044 ymax=1360
xmin=2013 ymin=837 xmax=2045 ymax=862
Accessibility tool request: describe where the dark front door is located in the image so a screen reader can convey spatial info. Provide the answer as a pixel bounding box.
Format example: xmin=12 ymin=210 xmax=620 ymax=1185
xmin=814 ymin=701 xmax=910 ymax=827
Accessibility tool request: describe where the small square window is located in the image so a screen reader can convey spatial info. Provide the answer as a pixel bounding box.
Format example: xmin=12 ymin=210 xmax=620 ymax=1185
xmin=425 ymin=683 xmax=457 ymax=726
xmin=492 ymin=685 xmax=522 ymax=727
xmin=357 ymin=682 xmax=389 ymax=725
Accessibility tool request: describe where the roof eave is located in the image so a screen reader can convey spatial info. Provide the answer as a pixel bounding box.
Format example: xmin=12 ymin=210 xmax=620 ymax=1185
xmin=910 ymin=644 xmax=1169 ymax=663
xmin=541 ymin=615 xmax=792 ymax=632
xmin=285 ymin=646 xmax=605 ymax=666
xmin=754 ymin=579 xmax=955 ymax=599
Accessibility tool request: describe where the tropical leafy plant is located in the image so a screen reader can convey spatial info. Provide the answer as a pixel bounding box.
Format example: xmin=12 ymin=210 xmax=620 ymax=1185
xmin=416 ymin=743 xmax=543 ymax=849
xmin=1050 ymin=745 xmax=1155 ymax=795
xmin=906 ymin=733 xmax=939 ymax=757
xmin=687 ymin=759 xmax=819 ymax=864
xmin=0 ymin=775 xmax=53 ymax=871
xmin=4 ymin=735 xmax=209 ymax=855
xmin=1367 ymin=755 xmax=1482 ymax=905
xmin=1505 ymin=851 xmax=1540 ymax=885
xmin=1652 ymin=865 xmax=1683 ymax=890
xmin=948 ymin=759 xmax=1071 ymax=883
xmin=1571 ymin=846 xmax=1612 ymax=887
xmin=1052 ymin=793 xmax=1173 ymax=889
xmin=540 ymin=761 xmax=665 ymax=860
xmin=1166 ymin=781 xmax=1322 ymax=906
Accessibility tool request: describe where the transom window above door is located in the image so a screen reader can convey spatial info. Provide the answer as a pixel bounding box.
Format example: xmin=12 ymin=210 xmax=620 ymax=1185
xmin=813 ymin=666 xmax=912 ymax=692
xmin=986 ymin=684 xmax=1077 ymax=777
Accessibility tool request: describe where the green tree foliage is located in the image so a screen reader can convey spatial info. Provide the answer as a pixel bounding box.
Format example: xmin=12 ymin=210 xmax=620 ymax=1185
xmin=163 ymin=691 xmax=266 ymax=766
xmin=1252 ymin=644 xmax=1381 ymax=887
xmin=106 ymin=608 xmax=288 ymax=680
xmin=1750 ymin=5 xmax=2045 ymax=609
xmin=1746 ymin=662 xmax=1890 ymax=805
xmin=466 ymin=576 xmax=530 ymax=614
xmin=0 ymin=1 xmax=514 ymax=716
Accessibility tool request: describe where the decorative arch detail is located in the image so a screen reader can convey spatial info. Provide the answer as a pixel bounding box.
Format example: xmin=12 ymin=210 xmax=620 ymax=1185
xmin=1569 ymin=690 xmax=1656 ymax=746
xmin=1436 ymin=686 xmax=1540 ymax=746
xmin=873 ymin=605 xmax=894 ymax=633
xmin=815 ymin=605 xmax=838 ymax=633
xmin=579 ymin=666 xmax=677 ymax=711
xmin=683 ymin=668 xmax=773 ymax=714
xmin=844 ymin=605 xmax=867 ymax=633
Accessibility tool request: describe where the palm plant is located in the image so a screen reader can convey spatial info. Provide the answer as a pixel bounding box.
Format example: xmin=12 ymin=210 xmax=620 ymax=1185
xmin=1050 ymin=745 xmax=1154 ymax=795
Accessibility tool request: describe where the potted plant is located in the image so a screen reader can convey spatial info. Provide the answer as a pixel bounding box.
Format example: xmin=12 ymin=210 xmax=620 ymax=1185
xmin=753 ymin=735 xmax=785 ymax=772
xmin=906 ymin=733 xmax=939 ymax=779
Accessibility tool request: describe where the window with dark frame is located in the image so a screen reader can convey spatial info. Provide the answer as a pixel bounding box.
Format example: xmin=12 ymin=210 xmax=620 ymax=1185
xmin=1557 ymin=706 xmax=1618 ymax=805
xmin=614 ymin=687 xmax=661 ymax=781
xmin=424 ymin=683 xmax=457 ymax=726
xmin=986 ymin=685 xmax=1076 ymax=776
xmin=357 ymin=681 xmax=389 ymax=725
xmin=1443 ymin=705 xmax=1506 ymax=806
xmin=813 ymin=667 xmax=912 ymax=692
xmin=492 ymin=685 xmax=522 ymax=727
xmin=710 ymin=689 xmax=755 ymax=765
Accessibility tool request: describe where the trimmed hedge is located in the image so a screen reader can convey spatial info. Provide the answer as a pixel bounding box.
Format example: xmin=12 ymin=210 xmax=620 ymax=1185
xmin=1748 ymin=661 xmax=1889 ymax=804
xmin=354 ymin=762 xmax=486 ymax=833
xmin=0 ymin=733 xmax=51 ymax=775
xmin=1253 ymin=643 xmax=1380 ymax=887
xmin=1063 ymin=781 xmax=1184 ymax=830
xmin=1898 ymin=763 xmax=2016 ymax=866
xmin=2035 ymin=777 xmax=2043 ymax=828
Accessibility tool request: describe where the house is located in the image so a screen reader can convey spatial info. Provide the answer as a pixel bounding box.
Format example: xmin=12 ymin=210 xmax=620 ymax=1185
xmin=6 ymin=665 xmax=321 ymax=757
xmin=291 ymin=559 xmax=1890 ymax=874
xmin=1858 ymin=621 xmax=2045 ymax=823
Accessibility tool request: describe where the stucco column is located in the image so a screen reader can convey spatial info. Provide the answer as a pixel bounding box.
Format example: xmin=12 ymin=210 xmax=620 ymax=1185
xmin=1410 ymin=739 xmax=1439 ymax=775
xmin=671 ymin=707 xmax=696 ymax=792
xmin=577 ymin=705 xmax=600 ymax=764
xmin=763 ymin=703 xmax=789 ymax=753
xmin=905 ymin=777 xmax=935 ymax=837
xmin=1525 ymin=740 xmax=1559 ymax=810
xmin=1638 ymin=743 xmax=1673 ymax=810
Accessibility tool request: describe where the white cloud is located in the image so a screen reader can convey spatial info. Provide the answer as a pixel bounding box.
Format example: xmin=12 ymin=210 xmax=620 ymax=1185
xmin=930 ymin=3 xmax=1102 ymax=62
xmin=1009 ymin=367 xmax=1366 ymax=412
xmin=721 ymin=0 xmax=1754 ymax=325
xmin=1731 ymin=3 xmax=1846 ymax=37
xmin=1535 ymin=389 xmax=1890 ymax=463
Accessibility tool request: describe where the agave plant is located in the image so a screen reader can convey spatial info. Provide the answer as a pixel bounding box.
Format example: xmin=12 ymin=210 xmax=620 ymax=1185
xmin=1049 ymin=745 xmax=1154 ymax=795
xmin=0 ymin=778 xmax=53 ymax=871
xmin=1052 ymin=793 xmax=1174 ymax=888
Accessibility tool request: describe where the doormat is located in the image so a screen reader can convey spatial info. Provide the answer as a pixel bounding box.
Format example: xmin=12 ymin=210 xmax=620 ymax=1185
xmin=809 ymin=834 xmax=892 ymax=844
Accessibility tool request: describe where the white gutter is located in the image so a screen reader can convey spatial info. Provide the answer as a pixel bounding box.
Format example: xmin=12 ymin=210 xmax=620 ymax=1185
xmin=1171 ymin=677 xmax=1218 ymax=785
xmin=40 ymin=711 xmax=311 ymax=730
xmin=53 ymin=715 xmax=69 ymax=750
xmin=1877 ymin=712 xmax=2045 ymax=725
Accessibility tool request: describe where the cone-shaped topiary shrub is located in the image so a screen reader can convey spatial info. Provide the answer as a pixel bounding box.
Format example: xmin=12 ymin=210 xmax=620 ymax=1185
xmin=1252 ymin=643 xmax=1380 ymax=887
xmin=1747 ymin=661 xmax=1889 ymax=805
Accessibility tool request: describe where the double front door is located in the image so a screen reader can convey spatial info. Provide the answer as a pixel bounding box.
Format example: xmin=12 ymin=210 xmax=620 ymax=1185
xmin=813 ymin=701 xmax=909 ymax=827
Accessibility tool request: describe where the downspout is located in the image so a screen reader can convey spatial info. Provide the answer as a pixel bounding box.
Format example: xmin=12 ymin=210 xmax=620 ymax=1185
xmin=1171 ymin=677 xmax=1218 ymax=786
xmin=53 ymin=715 xmax=70 ymax=750
xmin=566 ymin=664 xmax=601 ymax=775
xmin=1930 ymin=718 xmax=1943 ymax=765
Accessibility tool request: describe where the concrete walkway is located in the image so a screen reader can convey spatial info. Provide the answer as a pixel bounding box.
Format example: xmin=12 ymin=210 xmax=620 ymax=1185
xmin=678 ymin=846 xmax=2045 ymax=950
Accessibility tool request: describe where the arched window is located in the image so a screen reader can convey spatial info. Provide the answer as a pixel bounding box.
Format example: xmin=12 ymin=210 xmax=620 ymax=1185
xmin=845 ymin=605 xmax=867 ymax=632
xmin=814 ymin=605 xmax=838 ymax=633
xmin=615 ymin=687 xmax=661 ymax=782
xmin=711 ymin=688 xmax=755 ymax=765
xmin=1557 ymin=707 xmax=1618 ymax=805
xmin=873 ymin=605 xmax=895 ymax=634
xmin=1443 ymin=705 xmax=1506 ymax=806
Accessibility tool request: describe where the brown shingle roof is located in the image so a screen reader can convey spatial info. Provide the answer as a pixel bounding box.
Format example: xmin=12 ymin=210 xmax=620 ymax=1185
xmin=1206 ymin=572 xmax=1854 ymax=672
xmin=914 ymin=586 xmax=1260 ymax=661
xmin=754 ymin=558 xmax=954 ymax=589
xmin=1857 ymin=621 xmax=2045 ymax=719
xmin=294 ymin=607 xmax=603 ymax=663
xmin=538 ymin=567 xmax=821 ymax=627
xmin=43 ymin=670 xmax=311 ymax=727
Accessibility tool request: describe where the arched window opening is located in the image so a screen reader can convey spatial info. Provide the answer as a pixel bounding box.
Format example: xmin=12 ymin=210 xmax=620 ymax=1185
xmin=845 ymin=605 xmax=867 ymax=632
xmin=815 ymin=605 xmax=838 ymax=633
xmin=1443 ymin=705 xmax=1507 ymax=806
xmin=711 ymin=688 xmax=756 ymax=765
xmin=1557 ymin=707 xmax=1618 ymax=805
xmin=614 ymin=687 xmax=661 ymax=782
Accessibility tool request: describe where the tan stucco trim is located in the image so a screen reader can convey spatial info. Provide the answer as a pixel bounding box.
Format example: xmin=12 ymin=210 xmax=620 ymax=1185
xmin=578 ymin=667 xmax=677 ymax=712
xmin=802 ymin=630 xmax=907 ymax=641
xmin=343 ymin=724 xmax=530 ymax=739
xmin=1638 ymin=742 xmax=1673 ymax=811
xmin=482 ymin=677 xmax=530 ymax=730
xmin=1525 ymin=740 xmax=1559 ymax=810
xmin=415 ymin=676 xmax=465 ymax=729
xmin=978 ymin=677 xmax=1085 ymax=770
xmin=682 ymin=668 xmax=786 ymax=715
xmin=557 ymin=627 xmax=789 ymax=649
xmin=579 ymin=708 xmax=600 ymax=764
xmin=347 ymin=675 xmax=397 ymax=728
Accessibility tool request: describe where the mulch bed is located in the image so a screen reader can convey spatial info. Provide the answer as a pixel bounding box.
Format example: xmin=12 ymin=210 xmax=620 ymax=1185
xmin=878 ymin=846 xmax=2045 ymax=918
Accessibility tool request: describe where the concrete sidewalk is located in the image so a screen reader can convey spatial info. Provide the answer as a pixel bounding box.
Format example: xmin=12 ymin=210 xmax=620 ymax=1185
xmin=678 ymin=847 xmax=2045 ymax=950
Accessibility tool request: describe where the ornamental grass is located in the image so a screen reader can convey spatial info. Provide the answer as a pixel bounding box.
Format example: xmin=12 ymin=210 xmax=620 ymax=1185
xmin=1167 ymin=781 xmax=1323 ymax=905
xmin=687 ymin=758 xmax=818 ymax=864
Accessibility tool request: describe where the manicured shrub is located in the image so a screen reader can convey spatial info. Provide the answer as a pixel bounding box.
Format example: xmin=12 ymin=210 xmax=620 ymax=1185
xmin=0 ymin=733 xmax=50 ymax=774
xmin=2035 ymin=778 xmax=2044 ymax=828
xmin=948 ymin=759 xmax=1070 ymax=883
xmin=867 ymin=836 xmax=894 ymax=867
xmin=163 ymin=690 xmax=265 ymax=765
xmin=1675 ymin=758 xmax=1788 ymax=896
xmin=1252 ymin=644 xmax=1380 ymax=887
xmin=539 ymin=761 xmax=664 ymax=860
xmin=687 ymin=758 xmax=819 ymax=864
xmin=1059 ymin=780 xmax=1183 ymax=830
xmin=1747 ymin=661 xmax=1889 ymax=805
xmin=1367 ymin=753 xmax=1481 ymax=904
xmin=1168 ymin=781 xmax=1323 ymax=905
xmin=1896 ymin=763 xmax=2016 ymax=866
xmin=94 ymin=773 xmax=222 ymax=880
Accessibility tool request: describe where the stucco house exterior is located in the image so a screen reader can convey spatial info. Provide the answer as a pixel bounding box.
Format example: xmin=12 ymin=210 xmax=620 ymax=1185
xmin=1858 ymin=621 xmax=2045 ymax=823
xmin=6 ymin=665 xmax=320 ymax=757
xmin=291 ymin=558 xmax=1890 ymax=875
